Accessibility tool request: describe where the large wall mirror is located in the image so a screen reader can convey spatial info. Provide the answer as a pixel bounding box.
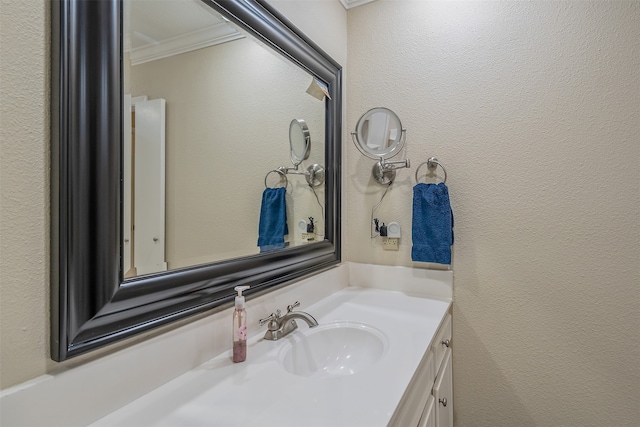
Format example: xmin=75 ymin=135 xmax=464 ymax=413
xmin=51 ymin=0 xmax=342 ymax=361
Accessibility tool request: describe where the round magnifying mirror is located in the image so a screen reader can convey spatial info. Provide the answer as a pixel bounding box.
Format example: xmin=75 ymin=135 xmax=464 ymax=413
xmin=354 ymin=107 xmax=404 ymax=159
xmin=289 ymin=119 xmax=311 ymax=166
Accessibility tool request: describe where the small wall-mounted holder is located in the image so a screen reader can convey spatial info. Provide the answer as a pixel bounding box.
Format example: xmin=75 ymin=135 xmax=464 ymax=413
xmin=382 ymin=221 xmax=400 ymax=251
xmin=373 ymin=219 xmax=400 ymax=250
xmin=298 ymin=217 xmax=317 ymax=241
xmin=386 ymin=222 xmax=401 ymax=238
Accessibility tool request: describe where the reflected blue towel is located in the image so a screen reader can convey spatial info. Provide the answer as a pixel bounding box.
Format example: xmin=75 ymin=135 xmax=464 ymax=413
xmin=258 ymin=187 xmax=288 ymax=253
xmin=411 ymin=183 xmax=454 ymax=264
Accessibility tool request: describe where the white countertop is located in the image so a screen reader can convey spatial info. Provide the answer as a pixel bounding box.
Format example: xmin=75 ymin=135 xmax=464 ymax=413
xmin=89 ymin=287 xmax=451 ymax=427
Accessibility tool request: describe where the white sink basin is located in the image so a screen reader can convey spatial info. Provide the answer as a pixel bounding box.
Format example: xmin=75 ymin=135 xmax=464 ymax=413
xmin=278 ymin=321 xmax=389 ymax=378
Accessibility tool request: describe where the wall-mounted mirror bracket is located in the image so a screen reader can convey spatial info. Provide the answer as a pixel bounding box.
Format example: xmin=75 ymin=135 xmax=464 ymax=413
xmin=305 ymin=164 xmax=325 ymax=187
xmin=372 ymin=158 xmax=410 ymax=185
xmin=272 ymin=163 xmax=325 ymax=187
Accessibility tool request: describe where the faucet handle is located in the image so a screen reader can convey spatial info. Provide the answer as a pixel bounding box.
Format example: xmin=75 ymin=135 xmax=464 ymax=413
xmin=259 ymin=310 xmax=280 ymax=326
xmin=286 ymin=301 xmax=300 ymax=313
xmin=258 ymin=314 xmax=272 ymax=326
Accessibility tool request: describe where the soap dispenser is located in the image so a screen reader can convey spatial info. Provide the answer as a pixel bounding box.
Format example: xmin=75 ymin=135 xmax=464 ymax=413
xmin=232 ymin=286 xmax=250 ymax=363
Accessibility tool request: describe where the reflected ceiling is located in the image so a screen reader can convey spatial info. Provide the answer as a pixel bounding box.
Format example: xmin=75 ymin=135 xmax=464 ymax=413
xmin=124 ymin=0 xmax=243 ymax=65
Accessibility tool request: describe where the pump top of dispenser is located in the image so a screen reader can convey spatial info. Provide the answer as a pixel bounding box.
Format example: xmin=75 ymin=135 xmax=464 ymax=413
xmin=234 ymin=286 xmax=250 ymax=309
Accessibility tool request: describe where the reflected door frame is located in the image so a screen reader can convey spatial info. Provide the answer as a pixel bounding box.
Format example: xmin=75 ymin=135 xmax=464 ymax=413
xmin=124 ymin=94 xmax=168 ymax=277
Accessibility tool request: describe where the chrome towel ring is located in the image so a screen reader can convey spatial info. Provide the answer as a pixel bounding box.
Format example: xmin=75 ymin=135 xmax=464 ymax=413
xmin=264 ymin=168 xmax=288 ymax=188
xmin=415 ymin=157 xmax=447 ymax=184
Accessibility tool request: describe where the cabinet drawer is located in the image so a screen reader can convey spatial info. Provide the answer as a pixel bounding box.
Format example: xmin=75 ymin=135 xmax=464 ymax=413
xmin=431 ymin=313 xmax=451 ymax=369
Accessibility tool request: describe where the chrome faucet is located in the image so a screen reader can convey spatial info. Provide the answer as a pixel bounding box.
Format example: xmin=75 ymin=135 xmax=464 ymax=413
xmin=259 ymin=301 xmax=318 ymax=340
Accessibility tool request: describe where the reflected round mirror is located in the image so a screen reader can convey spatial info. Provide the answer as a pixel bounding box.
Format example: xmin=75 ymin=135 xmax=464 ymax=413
xmin=353 ymin=107 xmax=404 ymax=160
xmin=290 ymin=119 xmax=311 ymax=166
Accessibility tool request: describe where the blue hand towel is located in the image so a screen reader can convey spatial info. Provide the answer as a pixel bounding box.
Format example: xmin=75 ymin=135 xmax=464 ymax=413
xmin=411 ymin=182 xmax=454 ymax=264
xmin=257 ymin=187 xmax=289 ymax=253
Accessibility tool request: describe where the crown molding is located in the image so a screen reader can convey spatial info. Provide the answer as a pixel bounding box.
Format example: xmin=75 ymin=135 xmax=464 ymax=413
xmin=339 ymin=0 xmax=378 ymax=10
xmin=129 ymin=23 xmax=243 ymax=66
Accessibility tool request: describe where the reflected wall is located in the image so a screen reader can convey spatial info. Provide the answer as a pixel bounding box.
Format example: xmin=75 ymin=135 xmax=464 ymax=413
xmin=125 ymin=5 xmax=326 ymax=273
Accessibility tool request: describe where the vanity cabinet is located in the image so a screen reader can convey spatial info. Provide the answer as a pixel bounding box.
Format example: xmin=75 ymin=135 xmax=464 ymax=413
xmin=390 ymin=312 xmax=452 ymax=427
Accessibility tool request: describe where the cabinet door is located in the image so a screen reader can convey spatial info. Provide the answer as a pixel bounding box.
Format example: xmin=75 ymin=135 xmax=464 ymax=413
xmin=418 ymin=395 xmax=436 ymax=427
xmin=433 ymin=349 xmax=453 ymax=427
xmin=432 ymin=314 xmax=452 ymax=369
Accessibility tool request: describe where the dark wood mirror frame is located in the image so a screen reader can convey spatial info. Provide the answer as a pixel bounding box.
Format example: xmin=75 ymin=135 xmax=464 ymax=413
xmin=50 ymin=0 xmax=342 ymax=361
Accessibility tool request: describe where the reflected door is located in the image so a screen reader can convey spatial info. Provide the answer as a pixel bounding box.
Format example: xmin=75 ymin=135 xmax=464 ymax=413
xmin=125 ymin=96 xmax=168 ymax=276
xmin=123 ymin=94 xmax=133 ymax=275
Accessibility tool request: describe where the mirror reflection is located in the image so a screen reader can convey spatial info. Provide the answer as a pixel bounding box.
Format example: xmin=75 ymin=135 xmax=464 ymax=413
xmin=123 ymin=0 xmax=326 ymax=278
xmin=353 ymin=107 xmax=404 ymax=159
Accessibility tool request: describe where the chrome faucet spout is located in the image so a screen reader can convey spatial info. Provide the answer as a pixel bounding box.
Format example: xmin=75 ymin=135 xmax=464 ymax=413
xmin=280 ymin=311 xmax=318 ymax=328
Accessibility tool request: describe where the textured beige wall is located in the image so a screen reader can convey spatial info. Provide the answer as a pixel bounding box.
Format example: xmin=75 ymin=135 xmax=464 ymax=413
xmin=0 ymin=0 xmax=346 ymax=390
xmin=269 ymin=0 xmax=348 ymax=67
xmin=0 ymin=0 xmax=50 ymax=390
xmin=347 ymin=1 xmax=639 ymax=425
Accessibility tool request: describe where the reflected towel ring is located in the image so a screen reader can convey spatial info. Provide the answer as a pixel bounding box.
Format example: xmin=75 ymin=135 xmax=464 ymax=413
xmin=415 ymin=157 xmax=447 ymax=184
xmin=264 ymin=169 xmax=288 ymax=188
